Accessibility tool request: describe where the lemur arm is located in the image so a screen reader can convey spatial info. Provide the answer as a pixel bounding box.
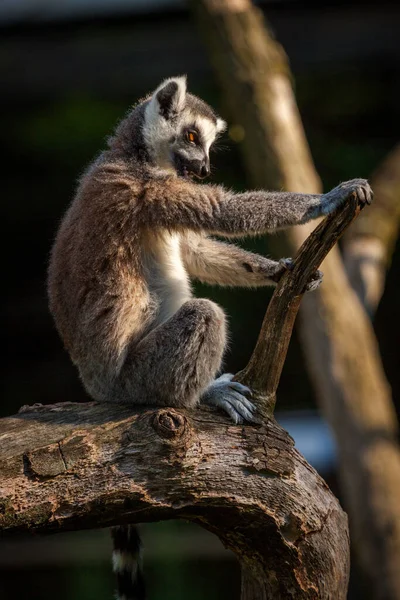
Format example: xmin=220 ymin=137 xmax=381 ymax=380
xmin=181 ymin=234 xmax=284 ymax=287
xmin=140 ymin=178 xmax=372 ymax=237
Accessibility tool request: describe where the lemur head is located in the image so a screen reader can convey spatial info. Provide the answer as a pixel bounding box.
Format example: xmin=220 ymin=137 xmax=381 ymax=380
xmin=143 ymin=76 xmax=226 ymax=179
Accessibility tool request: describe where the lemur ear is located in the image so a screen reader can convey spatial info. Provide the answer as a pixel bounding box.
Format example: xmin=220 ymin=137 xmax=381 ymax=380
xmin=154 ymin=76 xmax=187 ymax=120
xmin=216 ymin=118 xmax=227 ymax=134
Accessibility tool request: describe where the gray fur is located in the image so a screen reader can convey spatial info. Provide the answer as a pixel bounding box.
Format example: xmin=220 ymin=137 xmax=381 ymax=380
xmin=48 ymin=76 xmax=373 ymax=425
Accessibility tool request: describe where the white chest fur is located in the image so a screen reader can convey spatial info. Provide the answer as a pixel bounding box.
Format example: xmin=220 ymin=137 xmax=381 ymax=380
xmin=143 ymin=232 xmax=192 ymax=326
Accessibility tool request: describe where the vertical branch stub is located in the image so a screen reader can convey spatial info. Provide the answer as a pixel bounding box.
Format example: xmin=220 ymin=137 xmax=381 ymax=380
xmin=235 ymin=195 xmax=363 ymax=415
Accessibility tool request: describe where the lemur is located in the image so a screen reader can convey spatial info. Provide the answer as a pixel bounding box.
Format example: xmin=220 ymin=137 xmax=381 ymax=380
xmin=48 ymin=76 xmax=372 ymax=599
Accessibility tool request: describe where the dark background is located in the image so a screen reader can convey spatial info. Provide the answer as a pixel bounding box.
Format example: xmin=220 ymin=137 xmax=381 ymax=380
xmin=1 ymin=1 xmax=399 ymax=598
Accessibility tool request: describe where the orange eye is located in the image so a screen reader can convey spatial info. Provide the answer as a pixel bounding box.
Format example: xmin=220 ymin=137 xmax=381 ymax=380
xmin=186 ymin=130 xmax=198 ymax=144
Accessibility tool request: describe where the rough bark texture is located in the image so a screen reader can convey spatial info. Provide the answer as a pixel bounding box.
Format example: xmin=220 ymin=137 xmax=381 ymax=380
xmin=0 ymin=202 xmax=360 ymax=598
xmin=189 ymin=1 xmax=400 ymax=598
xmin=1 ymin=403 xmax=349 ymax=600
xmin=343 ymin=144 xmax=400 ymax=314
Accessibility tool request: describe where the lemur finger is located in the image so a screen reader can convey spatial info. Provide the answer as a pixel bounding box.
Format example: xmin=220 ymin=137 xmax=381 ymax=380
xmin=205 ymin=392 xmax=244 ymax=423
xmin=225 ymin=391 xmax=258 ymax=423
xmin=305 ymin=269 xmax=323 ymax=292
xmin=231 ymin=391 xmax=256 ymax=413
xmin=227 ymin=401 xmax=254 ymax=424
xmin=215 ymin=399 xmax=244 ymax=424
xmin=228 ymin=381 xmax=253 ymax=398
xmin=361 ymin=185 xmax=373 ymax=205
xmin=228 ymin=391 xmax=256 ymax=413
xmin=305 ymin=278 xmax=322 ymax=292
xmin=279 ymin=257 xmax=294 ymax=271
xmin=356 ymin=186 xmax=367 ymax=204
xmin=310 ymin=268 xmax=323 ymax=280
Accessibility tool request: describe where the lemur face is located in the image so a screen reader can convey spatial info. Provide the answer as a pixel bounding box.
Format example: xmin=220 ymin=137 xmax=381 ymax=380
xmin=143 ymin=76 xmax=226 ymax=179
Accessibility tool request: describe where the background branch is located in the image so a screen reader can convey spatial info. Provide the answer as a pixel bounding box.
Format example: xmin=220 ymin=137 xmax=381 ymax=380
xmin=343 ymin=144 xmax=400 ymax=314
xmin=189 ymin=0 xmax=400 ymax=597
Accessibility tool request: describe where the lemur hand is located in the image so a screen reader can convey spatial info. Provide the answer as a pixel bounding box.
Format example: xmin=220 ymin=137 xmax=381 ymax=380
xmin=320 ymin=179 xmax=373 ymax=216
xmin=277 ymin=258 xmax=323 ymax=292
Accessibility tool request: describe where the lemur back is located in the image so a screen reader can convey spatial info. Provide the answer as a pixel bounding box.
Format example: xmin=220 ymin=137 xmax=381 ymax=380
xmin=48 ymin=76 xmax=372 ymax=600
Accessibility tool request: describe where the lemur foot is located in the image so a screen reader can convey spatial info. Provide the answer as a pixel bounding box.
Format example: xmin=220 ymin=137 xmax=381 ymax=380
xmin=272 ymin=258 xmax=323 ymax=292
xmin=321 ymin=179 xmax=373 ymax=215
xmin=201 ymin=373 xmax=257 ymax=424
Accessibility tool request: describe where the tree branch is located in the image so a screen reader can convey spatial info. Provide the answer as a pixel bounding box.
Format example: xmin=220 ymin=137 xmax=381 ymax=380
xmin=0 ymin=207 xmax=354 ymax=598
xmin=1 ymin=403 xmax=349 ymax=599
xmin=343 ymin=144 xmax=400 ymax=314
xmin=236 ymin=193 xmax=363 ymax=416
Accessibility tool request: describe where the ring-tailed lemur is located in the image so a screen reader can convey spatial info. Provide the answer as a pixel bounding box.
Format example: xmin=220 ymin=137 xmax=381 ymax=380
xmin=47 ymin=76 xmax=373 ymax=599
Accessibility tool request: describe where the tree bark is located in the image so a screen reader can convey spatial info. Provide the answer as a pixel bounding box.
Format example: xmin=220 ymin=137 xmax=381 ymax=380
xmin=189 ymin=1 xmax=400 ymax=598
xmin=0 ymin=202 xmax=359 ymax=599
xmin=0 ymin=402 xmax=348 ymax=599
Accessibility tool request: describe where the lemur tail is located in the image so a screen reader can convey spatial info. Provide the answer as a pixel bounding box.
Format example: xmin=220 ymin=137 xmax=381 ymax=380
xmin=111 ymin=525 xmax=146 ymax=600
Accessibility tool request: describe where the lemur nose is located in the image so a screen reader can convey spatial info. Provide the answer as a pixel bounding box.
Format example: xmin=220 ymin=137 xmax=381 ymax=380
xmin=201 ymin=163 xmax=210 ymax=178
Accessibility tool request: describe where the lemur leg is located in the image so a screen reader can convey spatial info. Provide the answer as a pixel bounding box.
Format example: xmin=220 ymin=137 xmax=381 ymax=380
xmin=115 ymin=299 xmax=224 ymax=408
xmin=114 ymin=299 xmax=255 ymax=423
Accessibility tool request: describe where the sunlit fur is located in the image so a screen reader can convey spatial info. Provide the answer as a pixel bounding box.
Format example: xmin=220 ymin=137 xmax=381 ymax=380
xmin=143 ymin=75 xmax=226 ymax=176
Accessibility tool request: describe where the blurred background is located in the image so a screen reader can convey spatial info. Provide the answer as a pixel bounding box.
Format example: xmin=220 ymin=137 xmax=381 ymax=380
xmin=1 ymin=0 xmax=399 ymax=599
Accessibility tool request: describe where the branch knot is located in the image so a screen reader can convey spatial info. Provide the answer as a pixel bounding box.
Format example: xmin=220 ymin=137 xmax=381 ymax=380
xmin=151 ymin=409 xmax=188 ymax=440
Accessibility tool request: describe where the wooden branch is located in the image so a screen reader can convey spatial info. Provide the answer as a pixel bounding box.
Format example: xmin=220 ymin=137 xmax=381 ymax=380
xmin=235 ymin=194 xmax=363 ymax=416
xmin=0 ymin=206 xmax=355 ymax=598
xmin=343 ymin=144 xmax=400 ymax=314
xmin=0 ymin=400 xmax=349 ymax=599
xmin=189 ymin=0 xmax=400 ymax=597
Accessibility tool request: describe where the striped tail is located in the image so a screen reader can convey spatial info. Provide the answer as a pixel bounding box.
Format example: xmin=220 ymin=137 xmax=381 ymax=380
xmin=111 ymin=525 xmax=146 ymax=600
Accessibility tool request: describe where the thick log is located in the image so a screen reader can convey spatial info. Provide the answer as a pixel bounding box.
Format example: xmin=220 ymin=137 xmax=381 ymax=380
xmin=1 ymin=402 xmax=348 ymax=600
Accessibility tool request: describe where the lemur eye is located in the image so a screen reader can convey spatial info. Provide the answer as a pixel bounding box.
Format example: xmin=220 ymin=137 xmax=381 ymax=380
xmin=186 ymin=130 xmax=199 ymax=145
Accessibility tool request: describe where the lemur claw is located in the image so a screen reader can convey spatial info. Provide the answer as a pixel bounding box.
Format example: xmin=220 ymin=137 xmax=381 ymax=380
xmin=201 ymin=373 xmax=258 ymax=424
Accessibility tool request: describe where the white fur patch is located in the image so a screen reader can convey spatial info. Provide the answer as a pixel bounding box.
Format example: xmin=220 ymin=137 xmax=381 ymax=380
xmin=112 ymin=550 xmax=139 ymax=575
xmin=143 ymin=232 xmax=192 ymax=326
xmin=216 ymin=117 xmax=227 ymax=133
xmin=195 ymin=115 xmax=218 ymax=151
xmin=181 ymin=113 xmax=218 ymax=152
xmin=143 ymin=76 xmax=187 ymax=168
